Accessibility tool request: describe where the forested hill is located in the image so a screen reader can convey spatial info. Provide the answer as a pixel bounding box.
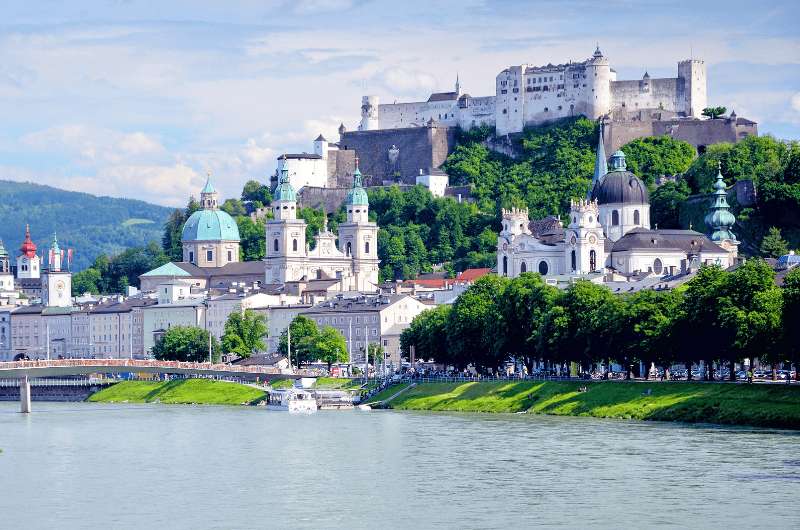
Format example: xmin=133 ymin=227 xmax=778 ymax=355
xmin=0 ymin=180 xmax=171 ymax=270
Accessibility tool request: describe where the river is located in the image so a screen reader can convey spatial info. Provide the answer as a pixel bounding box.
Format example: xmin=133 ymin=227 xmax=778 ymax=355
xmin=1 ymin=403 xmax=798 ymax=529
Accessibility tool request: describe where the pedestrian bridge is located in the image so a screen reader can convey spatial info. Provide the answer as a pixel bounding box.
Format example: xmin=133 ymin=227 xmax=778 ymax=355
xmin=0 ymin=359 xmax=317 ymax=413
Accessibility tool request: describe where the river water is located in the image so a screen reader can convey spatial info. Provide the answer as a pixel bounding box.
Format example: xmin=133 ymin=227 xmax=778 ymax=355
xmin=1 ymin=403 xmax=798 ymax=529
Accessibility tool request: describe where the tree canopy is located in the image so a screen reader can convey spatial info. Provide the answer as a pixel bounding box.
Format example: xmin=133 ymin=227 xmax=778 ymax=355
xmin=152 ymin=326 xmax=220 ymax=363
xmin=221 ymin=309 xmax=268 ymax=358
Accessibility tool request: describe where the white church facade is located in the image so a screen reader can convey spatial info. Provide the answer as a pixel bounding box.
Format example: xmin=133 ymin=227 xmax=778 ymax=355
xmin=497 ymin=132 xmax=738 ymax=282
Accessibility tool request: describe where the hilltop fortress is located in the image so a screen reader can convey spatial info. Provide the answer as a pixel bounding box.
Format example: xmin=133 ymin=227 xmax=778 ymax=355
xmin=359 ymin=47 xmax=708 ymax=136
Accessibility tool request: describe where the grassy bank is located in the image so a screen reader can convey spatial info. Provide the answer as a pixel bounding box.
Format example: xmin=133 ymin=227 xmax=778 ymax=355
xmin=88 ymin=379 xmax=266 ymax=406
xmin=367 ymin=381 xmax=800 ymax=429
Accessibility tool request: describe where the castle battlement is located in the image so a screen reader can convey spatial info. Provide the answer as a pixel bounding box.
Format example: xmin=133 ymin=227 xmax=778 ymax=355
xmin=570 ymin=198 xmax=599 ymax=214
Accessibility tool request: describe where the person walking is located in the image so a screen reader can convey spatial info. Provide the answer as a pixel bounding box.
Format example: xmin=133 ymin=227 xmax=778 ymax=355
xmin=747 ymin=368 xmax=754 ymax=384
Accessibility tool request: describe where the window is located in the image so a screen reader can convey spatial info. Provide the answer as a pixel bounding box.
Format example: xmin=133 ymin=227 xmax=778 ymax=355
xmin=227 ymin=251 xmax=232 ymax=262
xmin=274 ymin=239 xmax=279 ymax=252
xmin=292 ymin=239 xmax=298 ymax=252
xmin=654 ymin=258 xmax=663 ymax=275
xmin=346 ymin=242 xmax=352 ymax=257
xmin=634 ymin=210 xmax=640 ymax=225
xmin=189 ymin=251 xmax=194 ymax=263
xmin=206 ymin=250 xmax=213 ymax=262
xmin=571 ymin=250 xmax=577 ymax=271
xmin=538 ymin=261 xmax=548 ymax=275
xmin=590 ymin=250 xmax=597 ymax=271
xmin=365 ymin=241 xmax=370 ymax=254
xmin=612 ymin=210 xmax=620 ymax=226
xmin=502 ymin=256 xmax=508 ymax=276
xmin=520 ymin=262 xmax=527 ymax=273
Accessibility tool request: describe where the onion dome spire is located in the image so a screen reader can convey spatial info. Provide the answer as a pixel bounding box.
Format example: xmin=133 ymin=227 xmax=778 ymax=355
xmin=19 ymin=224 xmax=37 ymax=258
xmin=609 ymin=150 xmax=627 ymax=172
xmin=704 ymin=162 xmax=737 ymax=241
xmin=347 ymin=157 xmax=369 ymax=206
xmin=273 ymin=158 xmax=297 ymax=202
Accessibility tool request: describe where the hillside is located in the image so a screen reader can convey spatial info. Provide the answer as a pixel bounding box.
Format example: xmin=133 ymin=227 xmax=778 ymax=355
xmin=0 ymin=180 xmax=172 ymax=270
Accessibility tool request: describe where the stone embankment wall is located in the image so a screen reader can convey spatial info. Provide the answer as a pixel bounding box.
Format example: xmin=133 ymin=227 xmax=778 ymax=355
xmin=0 ymin=383 xmax=113 ymax=402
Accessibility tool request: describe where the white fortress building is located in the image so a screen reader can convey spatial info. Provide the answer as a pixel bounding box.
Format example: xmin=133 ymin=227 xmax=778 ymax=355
xmin=359 ymin=47 xmax=706 ymax=136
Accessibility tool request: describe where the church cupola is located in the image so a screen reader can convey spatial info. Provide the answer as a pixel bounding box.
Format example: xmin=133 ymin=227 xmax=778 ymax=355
xmin=346 ymin=158 xmax=370 ymax=224
xmin=705 ymin=163 xmax=737 ymax=242
xmin=19 ymin=224 xmax=37 ymax=258
xmin=200 ymin=173 xmax=219 ymax=210
xmin=273 ymin=160 xmax=297 ymax=221
xmin=48 ymin=233 xmax=63 ymax=272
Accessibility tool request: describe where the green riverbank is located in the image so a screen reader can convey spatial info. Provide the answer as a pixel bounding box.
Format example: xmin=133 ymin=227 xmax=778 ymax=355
xmin=366 ymin=381 xmax=800 ymax=429
xmin=88 ymin=380 xmax=266 ymax=405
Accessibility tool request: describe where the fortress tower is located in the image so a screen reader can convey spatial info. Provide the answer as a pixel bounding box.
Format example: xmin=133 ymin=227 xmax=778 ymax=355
xmin=585 ymin=46 xmax=613 ymax=119
xmin=360 ymin=95 xmax=380 ymax=131
xmin=678 ymin=59 xmax=707 ymax=118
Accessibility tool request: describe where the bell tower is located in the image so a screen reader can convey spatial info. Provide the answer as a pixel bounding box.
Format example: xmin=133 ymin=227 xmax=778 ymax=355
xmin=16 ymin=224 xmax=40 ymax=280
xmin=41 ymin=234 xmax=72 ymax=307
xmin=265 ymin=161 xmax=308 ymax=284
xmin=337 ymin=161 xmax=379 ymax=290
xmin=565 ymin=199 xmax=605 ymax=274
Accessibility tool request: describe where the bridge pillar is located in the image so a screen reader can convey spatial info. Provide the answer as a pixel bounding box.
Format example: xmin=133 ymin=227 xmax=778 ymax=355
xmin=20 ymin=375 xmax=31 ymax=414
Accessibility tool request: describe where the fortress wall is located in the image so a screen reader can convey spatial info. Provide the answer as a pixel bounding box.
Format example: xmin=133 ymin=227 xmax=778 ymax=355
xmin=611 ymin=78 xmax=681 ymax=113
xmin=339 ymin=126 xmax=456 ymax=185
xmin=327 ymin=149 xmax=357 ymax=188
xmin=605 ymin=118 xmax=757 ymax=153
xmin=379 ymin=101 xmax=459 ymax=129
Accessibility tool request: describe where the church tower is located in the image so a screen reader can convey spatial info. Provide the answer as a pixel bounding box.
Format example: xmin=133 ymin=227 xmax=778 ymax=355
xmin=265 ymin=161 xmax=309 ymax=284
xmin=41 ymin=234 xmax=72 ymax=307
xmin=337 ymin=162 xmax=379 ymax=291
xmin=16 ymin=225 xmax=40 ymax=280
xmin=589 ymin=120 xmax=608 ymax=199
xmin=705 ymin=164 xmax=739 ymax=264
xmin=565 ymin=198 xmax=605 ymax=274
xmin=0 ymin=240 xmax=13 ymax=294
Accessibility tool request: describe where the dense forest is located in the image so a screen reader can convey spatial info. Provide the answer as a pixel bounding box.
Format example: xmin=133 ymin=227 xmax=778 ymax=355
xmin=71 ymin=118 xmax=800 ymax=294
xmin=0 ymin=180 xmax=171 ymax=270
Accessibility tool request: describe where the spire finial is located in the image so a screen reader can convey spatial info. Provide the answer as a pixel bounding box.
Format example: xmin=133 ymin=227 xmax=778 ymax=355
xmin=355 ymin=155 xmax=360 ymax=171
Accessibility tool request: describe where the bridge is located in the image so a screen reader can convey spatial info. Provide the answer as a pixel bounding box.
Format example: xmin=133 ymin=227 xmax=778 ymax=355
xmin=0 ymin=359 xmax=317 ymax=413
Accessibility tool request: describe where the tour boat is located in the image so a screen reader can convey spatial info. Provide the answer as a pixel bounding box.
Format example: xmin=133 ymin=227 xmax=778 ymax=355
xmin=267 ymin=388 xmax=318 ymax=414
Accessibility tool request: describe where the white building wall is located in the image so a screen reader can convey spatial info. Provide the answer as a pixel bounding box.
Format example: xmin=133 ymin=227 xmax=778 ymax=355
xmin=281 ymin=157 xmax=329 ymax=190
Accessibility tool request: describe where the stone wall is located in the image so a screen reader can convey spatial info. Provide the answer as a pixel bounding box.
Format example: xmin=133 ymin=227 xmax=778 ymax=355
xmin=605 ymin=116 xmax=758 ymax=153
xmin=0 ymin=383 xmax=110 ymax=401
xmin=339 ymin=125 xmax=457 ymax=185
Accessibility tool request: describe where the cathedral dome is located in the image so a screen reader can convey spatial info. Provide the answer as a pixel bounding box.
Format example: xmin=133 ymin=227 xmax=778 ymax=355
xmin=590 ymin=150 xmax=649 ymax=205
xmin=182 ymin=209 xmax=240 ymax=242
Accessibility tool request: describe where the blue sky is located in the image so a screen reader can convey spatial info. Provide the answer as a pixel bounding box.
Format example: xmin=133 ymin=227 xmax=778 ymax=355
xmin=1 ymin=0 xmax=798 ymax=206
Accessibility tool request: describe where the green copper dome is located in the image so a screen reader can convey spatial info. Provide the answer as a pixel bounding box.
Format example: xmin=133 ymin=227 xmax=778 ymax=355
xmin=201 ymin=177 xmax=216 ymax=194
xmin=704 ymin=166 xmax=736 ymax=241
xmin=273 ymin=164 xmax=296 ymax=202
xmin=182 ymin=209 xmax=240 ymax=242
xmin=347 ymin=167 xmax=369 ymax=206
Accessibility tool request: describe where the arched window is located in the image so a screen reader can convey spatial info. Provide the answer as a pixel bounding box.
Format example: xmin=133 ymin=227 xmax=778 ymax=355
xmin=654 ymin=258 xmax=663 ymax=275
xmin=316 ymin=269 xmax=322 ymax=279
xmin=292 ymin=239 xmax=298 ymax=252
xmin=365 ymin=241 xmax=370 ymax=254
xmin=346 ymin=242 xmax=352 ymax=257
xmin=273 ymin=239 xmax=279 ymax=252
xmin=634 ymin=209 xmax=640 ymax=225
xmin=589 ymin=250 xmax=597 ymax=271
xmin=520 ymin=261 xmax=527 ymax=273
xmin=538 ymin=261 xmax=548 ymax=275
xmin=571 ymin=250 xmax=576 ymax=271
xmin=502 ymin=256 xmax=508 ymax=276
xmin=612 ymin=210 xmax=620 ymax=226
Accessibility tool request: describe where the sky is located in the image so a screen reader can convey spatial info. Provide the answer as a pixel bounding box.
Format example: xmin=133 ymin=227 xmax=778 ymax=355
xmin=1 ymin=0 xmax=798 ymax=207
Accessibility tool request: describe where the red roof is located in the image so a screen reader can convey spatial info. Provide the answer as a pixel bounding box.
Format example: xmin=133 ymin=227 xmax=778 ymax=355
xmin=456 ymin=268 xmax=491 ymax=282
xmin=19 ymin=224 xmax=37 ymax=258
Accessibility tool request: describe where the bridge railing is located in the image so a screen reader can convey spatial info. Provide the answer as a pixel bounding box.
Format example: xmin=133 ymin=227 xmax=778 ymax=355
xmin=0 ymin=359 xmax=317 ymax=377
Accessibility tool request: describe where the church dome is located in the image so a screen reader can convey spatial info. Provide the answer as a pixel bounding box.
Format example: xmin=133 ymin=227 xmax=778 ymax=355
xmin=347 ymin=167 xmax=369 ymax=206
xmin=182 ymin=209 xmax=240 ymax=242
xmin=591 ymin=150 xmax=649 ymax=205
xmin=19 ymin=224 xmax=37 ymax=257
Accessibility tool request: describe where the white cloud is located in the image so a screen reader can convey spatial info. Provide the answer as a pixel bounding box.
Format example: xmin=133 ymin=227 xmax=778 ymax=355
xmin=21 ymin=125 xmax=167 ymax=165
xmin=792 ymin=93 xmax=800 ymax=113
xmin=291 ymin=0 xmax=356 ymax=15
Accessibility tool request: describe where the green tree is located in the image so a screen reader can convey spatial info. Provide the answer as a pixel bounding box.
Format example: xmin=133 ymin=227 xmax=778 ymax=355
xmin=620 ymin=136 xmax=696 ymax=187
xmin=241 ymin=180 xmax=272 ymax=206
xmin=782 ymin=268 xmax=800 ymax=381
xmin=279 ymin=315 xmax=319 ymax=366
xmin=162 ymin=208 xmax=187 ymax=262
xmin=446 ymin=275 xmax=510 ymax=371
xmin=71 ymin=268 xmax=102 ymax=296
xmin=314 ymin=326 xmax=348 ymax=369
xmin=221 ymin=198 xmax=247 ymax=217
xmin=221 ymin=309 xmax=267 ymax=359
xmin=401 ymin=305 xmax=451 ymax=364
xmin=237 ymin=217 xmax=266 ymax=261
xmin=152 ymin=326 xmax=220 ymax=363
xmin=650 ymin=180 xmax=690 ymax=229
xmin=701 ymin=106 xmax=727 ymax=119
xmin=760 ymin=227 xmax=789 ymax=258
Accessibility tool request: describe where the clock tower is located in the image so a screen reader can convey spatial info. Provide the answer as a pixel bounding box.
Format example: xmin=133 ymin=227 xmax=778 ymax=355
xmin=41 ymin=234 xmax=72 ymax=307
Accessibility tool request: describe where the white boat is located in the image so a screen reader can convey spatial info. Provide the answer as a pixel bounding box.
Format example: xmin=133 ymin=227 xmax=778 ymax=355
xmin=267 ymin=388 xmax=318 ymax=414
